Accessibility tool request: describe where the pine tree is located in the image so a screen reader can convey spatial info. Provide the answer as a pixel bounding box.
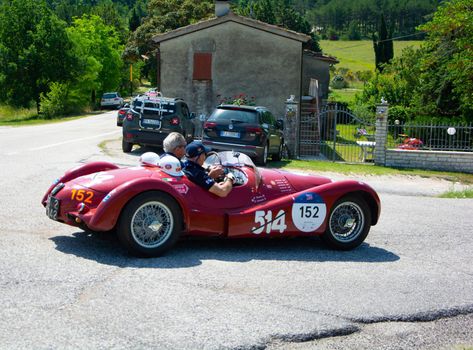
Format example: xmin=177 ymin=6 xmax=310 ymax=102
xmin=373 ymin=13 xmax=393 ymax=72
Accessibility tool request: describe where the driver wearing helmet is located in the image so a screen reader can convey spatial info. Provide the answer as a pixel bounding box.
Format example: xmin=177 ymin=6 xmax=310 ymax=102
xmin=158 ymin=155 xmax=184 ymax=176
xmin=182 ymin=141 xmax=234 ymax=198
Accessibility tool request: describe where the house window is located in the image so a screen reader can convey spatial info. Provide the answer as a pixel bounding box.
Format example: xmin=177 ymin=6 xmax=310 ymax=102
xmin=193 ymin=53 xmax=212 ymax=80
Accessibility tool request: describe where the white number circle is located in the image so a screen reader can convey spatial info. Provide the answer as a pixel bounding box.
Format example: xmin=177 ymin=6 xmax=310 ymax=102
xmin=292 ymin=193 xmax=326 ymax=232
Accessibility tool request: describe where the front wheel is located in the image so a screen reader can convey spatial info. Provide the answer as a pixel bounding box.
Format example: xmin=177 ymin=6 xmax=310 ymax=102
xmin=321 ymin=195 xmax=371 ymax=250
xmin=117 ymin=192 xmax=183 ymax=257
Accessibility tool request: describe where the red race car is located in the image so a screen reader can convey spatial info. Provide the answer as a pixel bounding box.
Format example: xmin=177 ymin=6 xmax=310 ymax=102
xmin=42 ymin=151 xmax=380 ymax=257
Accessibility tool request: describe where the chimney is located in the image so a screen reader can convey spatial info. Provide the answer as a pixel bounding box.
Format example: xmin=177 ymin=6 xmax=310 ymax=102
xmin=215 ymin=1 xmax=230 ymax=17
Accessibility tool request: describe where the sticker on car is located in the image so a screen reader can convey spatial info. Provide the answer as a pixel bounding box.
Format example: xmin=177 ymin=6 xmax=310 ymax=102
xmin=291 ymin=192 xmax=327 ymax=232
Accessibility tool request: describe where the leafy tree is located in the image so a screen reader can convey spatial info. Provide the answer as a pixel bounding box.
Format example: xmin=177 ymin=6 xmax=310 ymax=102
xmin=0 ymin=0 xmax=76 ymax=111
xmin=67 ymin=15 xmax=124 ymax=109
xmin=416 ymin=0 xmax=473 ymax=118
xmin=357 ymin=0 xmax=473 ymax=122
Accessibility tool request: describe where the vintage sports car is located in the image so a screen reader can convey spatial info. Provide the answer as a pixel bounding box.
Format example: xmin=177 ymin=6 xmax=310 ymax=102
xmin=42 ymin=151 xmax=381 ymax=257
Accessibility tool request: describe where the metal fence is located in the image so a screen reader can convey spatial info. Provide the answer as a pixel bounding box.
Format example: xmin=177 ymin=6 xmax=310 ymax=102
xmin=387 ymin=122 xmax=473 ymax=152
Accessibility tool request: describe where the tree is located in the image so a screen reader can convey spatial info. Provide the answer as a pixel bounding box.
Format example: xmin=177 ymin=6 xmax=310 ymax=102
xmin=235 ymin=0 xmax=321 ymax=51
xmin=0 ymin=0 xmax=76 ymax=111
xmin=358 ymin=0 xmax=473 ymax=122
xmin=373 ymin=14 xmax=393 ymax=72
xmin=416 ymin=0 xmax=473 ymax=118
xmin=67 ymin=15 xmax=124 ymax=109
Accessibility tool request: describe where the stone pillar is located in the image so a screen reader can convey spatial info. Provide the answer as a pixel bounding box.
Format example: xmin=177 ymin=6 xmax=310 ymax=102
xmin=374 ymin=102 xmax=388 ymax=165
xmin=284 ymin=96 xmax=299 ymax=159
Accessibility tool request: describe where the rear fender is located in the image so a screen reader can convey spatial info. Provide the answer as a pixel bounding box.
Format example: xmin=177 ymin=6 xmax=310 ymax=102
xmin=42 ymin=162 xmax=119 ymax=204
xmin=85 ymin=177 xmax=189 ymax=232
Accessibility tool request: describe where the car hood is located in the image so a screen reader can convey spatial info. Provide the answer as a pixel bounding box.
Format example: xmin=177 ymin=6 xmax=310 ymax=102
xmin=70 ymin=167 xmax=153 ymax=193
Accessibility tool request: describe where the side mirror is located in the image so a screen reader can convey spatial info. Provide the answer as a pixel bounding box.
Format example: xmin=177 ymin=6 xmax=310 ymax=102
xmin=276 ymin=119 xmax=284 ymax=130
xmin=190 ymin=112 xmax=196 ymax=119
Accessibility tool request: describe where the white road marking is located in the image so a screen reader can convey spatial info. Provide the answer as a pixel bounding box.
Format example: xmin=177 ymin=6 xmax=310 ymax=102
xmin=29 ymin=130 xmax=120 ymax=151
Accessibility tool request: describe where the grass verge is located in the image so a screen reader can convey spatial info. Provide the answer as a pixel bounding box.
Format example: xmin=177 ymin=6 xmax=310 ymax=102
xmin=268 ymin=159 xmax=473 ymax=184
xmin=438 ymin=189 xmax=473 ymax=199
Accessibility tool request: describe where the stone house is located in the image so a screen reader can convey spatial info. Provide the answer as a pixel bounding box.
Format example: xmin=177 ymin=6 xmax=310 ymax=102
xmin=152 ymin=1 xmax=337 ymax=120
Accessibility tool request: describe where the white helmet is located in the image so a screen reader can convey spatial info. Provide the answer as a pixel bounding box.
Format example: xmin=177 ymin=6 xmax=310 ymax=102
xmin=139 ymin=152 xmax=160 ymax=166
xmin=159 ymin=155 xmax=184 ymax=176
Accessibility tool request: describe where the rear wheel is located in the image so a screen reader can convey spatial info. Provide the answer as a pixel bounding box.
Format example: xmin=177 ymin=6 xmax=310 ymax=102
xmin=256 ymin=143 xmax=268 ymax=166
xmin=122 ymin=138 xmax=133 ymax=153
xmin=321 ymin=195 xmax=371 ymax=250
xmin=117 ymin=192 xmax=183 ymax=257
xmin=272 ymin=142 xmax=283 ymax=161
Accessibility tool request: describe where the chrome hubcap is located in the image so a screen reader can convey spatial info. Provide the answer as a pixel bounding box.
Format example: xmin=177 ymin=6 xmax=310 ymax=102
xmin=329 ymin=201 xmax=364 ymax=242
xmin=131 ymin=201 xmax=173 ymax=248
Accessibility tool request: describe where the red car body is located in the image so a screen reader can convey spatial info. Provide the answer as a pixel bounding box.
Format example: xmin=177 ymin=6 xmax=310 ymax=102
xmin=42 ymin=152 xmax=380 ymax=257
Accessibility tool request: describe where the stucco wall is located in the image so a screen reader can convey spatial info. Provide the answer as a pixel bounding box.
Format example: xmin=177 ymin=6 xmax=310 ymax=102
xmin=159 ymin=21 xmax=303 ymax=119
xmin=302 ymin=55 xmax=331 ymax=99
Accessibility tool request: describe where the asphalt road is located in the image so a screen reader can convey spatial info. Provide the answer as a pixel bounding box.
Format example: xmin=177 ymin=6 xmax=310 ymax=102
xmin=0 ymin=112 xmax=472 ymax=349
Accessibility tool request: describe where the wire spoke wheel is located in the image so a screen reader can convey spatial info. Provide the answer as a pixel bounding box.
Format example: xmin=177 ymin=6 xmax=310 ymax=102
xmin=329 ymin=201 xmax=364 ymax=242
xmin=131 ymin=201 xmax=174 ymax=248
xmin=322 ymin=196 xmax=371 ymax=250
xmin=118 ymin=192 xmax=182 ymax=257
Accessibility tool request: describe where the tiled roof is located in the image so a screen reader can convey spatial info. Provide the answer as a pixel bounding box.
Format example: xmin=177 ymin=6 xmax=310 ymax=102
xmin=152 ymin=11 xmax=311 ymax=44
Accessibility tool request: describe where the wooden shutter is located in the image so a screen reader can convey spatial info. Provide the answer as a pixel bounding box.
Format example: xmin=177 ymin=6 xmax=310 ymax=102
xmin=193 ymin=53 xmax=212 ymax=80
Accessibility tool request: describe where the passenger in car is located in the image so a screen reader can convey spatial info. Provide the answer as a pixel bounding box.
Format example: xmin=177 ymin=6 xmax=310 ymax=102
xmin=162 ymin=132 xmax=224 ymax=179
xmin=183 ymin=141 xmax=234 ymax=198
xmin=161 ymin=132 xmax=187 ymax=166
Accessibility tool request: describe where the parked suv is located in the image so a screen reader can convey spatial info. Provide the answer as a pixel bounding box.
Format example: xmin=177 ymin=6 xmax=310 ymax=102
xmin=122 ymin=95 xmax=197 ymax=152
xmin=100 ymin=92 xmax=124 ymax=109
xmin=202 ymin=105 xmax=284 ymax=165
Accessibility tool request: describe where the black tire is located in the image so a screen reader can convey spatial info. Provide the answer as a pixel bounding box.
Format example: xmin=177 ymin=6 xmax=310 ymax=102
xmin=256 ymin=143 xmax=268 ymax=166
xmin=122 ymin=138 xmax=133 ymax=153
xmin=272 ymin=142 xmax=283 ymax=161
xmin=117 ymin=192 xmax=183 ymax=257
xmin=321 ymin=195 xmax=371 ymax=250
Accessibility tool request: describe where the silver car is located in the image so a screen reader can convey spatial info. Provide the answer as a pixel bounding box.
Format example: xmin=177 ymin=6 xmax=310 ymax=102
xmin=101 ymin=92 xmax=124 ymax=109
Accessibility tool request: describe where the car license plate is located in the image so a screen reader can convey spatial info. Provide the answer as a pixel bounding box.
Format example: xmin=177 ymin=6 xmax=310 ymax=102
xmin=46 ymin=195 xmax=60 ymax=221
xmin=221 ymin=131 xmax=240 ymax=138
xmin=143 ymin=118 xmax=161 ymax=126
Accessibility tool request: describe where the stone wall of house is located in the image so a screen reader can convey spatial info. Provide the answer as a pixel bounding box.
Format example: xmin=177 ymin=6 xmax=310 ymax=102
xmin=302 ymin=55 xmax=331 ymax=99
xmin=159 ymin=21 xmax=303 ymax=119
xmin=385 ymin=150 xmax=473 ymax=173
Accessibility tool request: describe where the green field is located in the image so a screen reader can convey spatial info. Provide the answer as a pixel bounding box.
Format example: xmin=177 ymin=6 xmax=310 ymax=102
xmin=320 ymin=40 xmax=423 ymax=72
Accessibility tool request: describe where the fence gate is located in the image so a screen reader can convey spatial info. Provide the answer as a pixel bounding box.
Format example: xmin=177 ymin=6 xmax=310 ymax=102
xmin=299 ymin=102 xmax=376 ymax=163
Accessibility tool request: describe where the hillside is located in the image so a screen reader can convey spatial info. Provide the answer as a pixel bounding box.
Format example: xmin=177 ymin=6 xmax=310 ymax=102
xmin=321 ymin=40 xmax=423 ymax=72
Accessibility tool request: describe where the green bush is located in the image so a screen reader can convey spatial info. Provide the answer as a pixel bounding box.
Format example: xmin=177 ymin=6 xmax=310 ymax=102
xmin=39 ymin=82 xmax=70 ymax=119
xmin=331 ymin=75 xmax=349 ymax=89
xmin=356 ymin=70 xmax=373 ymax=82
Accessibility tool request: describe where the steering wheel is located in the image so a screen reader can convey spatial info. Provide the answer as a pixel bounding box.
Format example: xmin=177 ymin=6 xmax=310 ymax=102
xmin=204 ymin=151 xmax=226 ymax=182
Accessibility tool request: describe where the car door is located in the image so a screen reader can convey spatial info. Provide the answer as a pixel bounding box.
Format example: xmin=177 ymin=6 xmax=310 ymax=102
xmin=261 ymin=110 xmax=280 ymax=153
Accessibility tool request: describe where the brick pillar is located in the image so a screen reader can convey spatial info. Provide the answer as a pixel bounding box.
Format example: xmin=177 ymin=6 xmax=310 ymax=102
xmin=284 ymin=97 xmax=299 ymax=159
xmin=374 ymin=102 xmax=388 ymax=165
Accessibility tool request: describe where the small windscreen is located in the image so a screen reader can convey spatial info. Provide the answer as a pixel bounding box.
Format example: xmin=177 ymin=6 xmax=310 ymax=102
xmin=103 ymin=93 xmax=117 ymax=99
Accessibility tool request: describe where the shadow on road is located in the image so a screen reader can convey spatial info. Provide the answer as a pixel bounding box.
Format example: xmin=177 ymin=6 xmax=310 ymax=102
xmin=50 ymin=231 xmax=399 ymax=268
